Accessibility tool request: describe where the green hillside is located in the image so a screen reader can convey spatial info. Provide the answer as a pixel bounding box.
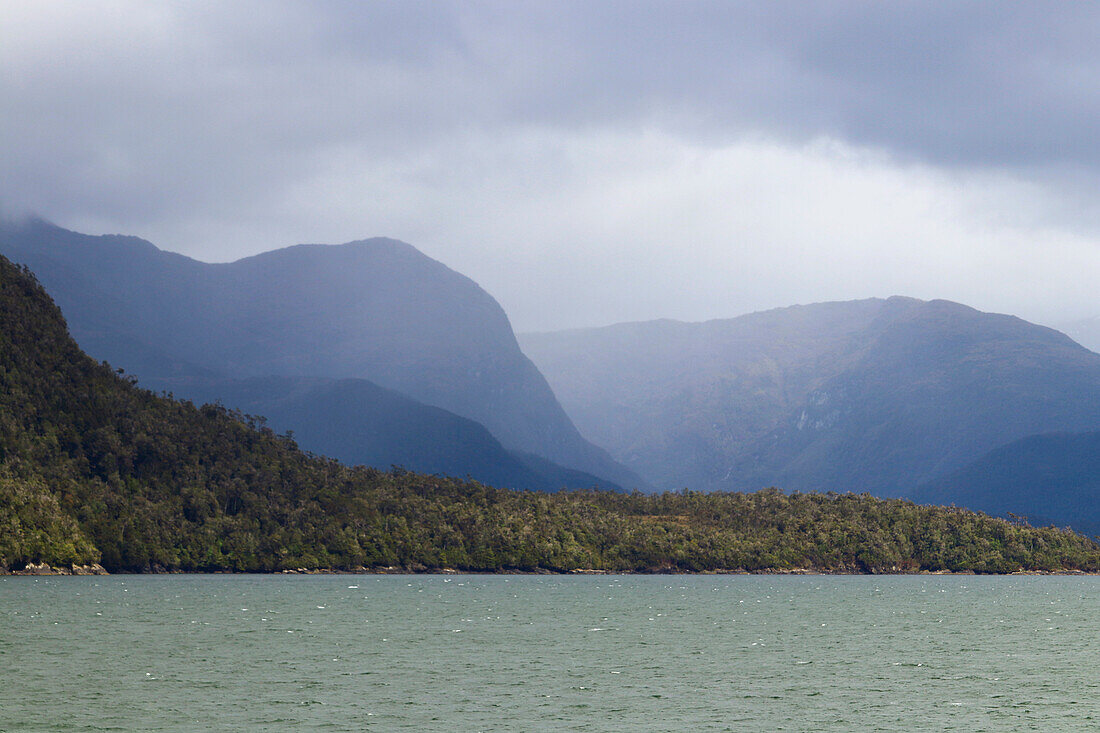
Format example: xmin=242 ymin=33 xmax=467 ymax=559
xmin=143 ymin=374 xmax=622 ymax=493
xmin=2 ymin=255 xmax=1099 ymax=575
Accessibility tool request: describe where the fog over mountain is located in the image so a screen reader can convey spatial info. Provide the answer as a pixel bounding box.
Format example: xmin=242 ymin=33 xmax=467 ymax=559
xmin=6 ymin=4 xmax=1100 ymax=332
xmin=521 ymin=298 xmax=1100 ymax=498
xmin=146 ymin=375 xmax=619 ymax=493
xmin=8 ymin=3 xmax=1100 ymax=543
xmin=0 ymin=218 xmax=641 ymax=491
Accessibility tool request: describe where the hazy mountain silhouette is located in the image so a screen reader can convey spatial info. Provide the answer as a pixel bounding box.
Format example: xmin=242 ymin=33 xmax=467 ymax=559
xmin=148 ymin=375 xmax=621 ymax=492
xmin=5 ymin=247 xmax=1095 ymax=575
xmin=521 ymin=297 xmax=1100 ymax=496
xmin=0 ymin=218 xmax=642 ymax=490
xmin=914 ymin=431 xmax=1100 ymax=535
xmin=1056 ymin=317 xmax=1100 ymax=354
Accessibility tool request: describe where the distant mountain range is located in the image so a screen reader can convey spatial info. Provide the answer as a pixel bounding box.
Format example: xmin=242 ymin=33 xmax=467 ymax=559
xmin=0 ymin=218 xmax=641 ymax=491
xmin=914 ymin=431 xmax=1100 ymax=535
xmin=6 ymin=217 xmax=1100 ymax=534
xmin=521 ymin=297 xmax=1100 ymax=512
xmin=5 ymin=246 xmax=1096 ymax=575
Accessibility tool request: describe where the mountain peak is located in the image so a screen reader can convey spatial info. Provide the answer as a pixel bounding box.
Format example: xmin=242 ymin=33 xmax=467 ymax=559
xmin=234 ymin=236 xmax=428 ymax=263
xmin=522 ymin=296 xmax=1100 ymax=495
xmin=0 ymin=221 xmax=644 ymax=490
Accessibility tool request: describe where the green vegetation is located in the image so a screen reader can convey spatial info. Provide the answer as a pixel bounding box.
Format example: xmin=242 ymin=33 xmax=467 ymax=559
xmin=2 ymin=254 xmax=1099 ymax=574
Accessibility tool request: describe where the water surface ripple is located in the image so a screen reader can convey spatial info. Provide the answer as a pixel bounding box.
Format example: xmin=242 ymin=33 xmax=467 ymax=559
xmin=2 ymin=574 xmax=1097 ymax=731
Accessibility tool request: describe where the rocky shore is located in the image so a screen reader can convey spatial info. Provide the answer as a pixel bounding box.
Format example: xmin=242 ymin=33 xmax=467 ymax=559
xmin=4 ymin=562 xmax=109 ymax=576
xmin=3 ymin=562 xmax=1096 ymax=576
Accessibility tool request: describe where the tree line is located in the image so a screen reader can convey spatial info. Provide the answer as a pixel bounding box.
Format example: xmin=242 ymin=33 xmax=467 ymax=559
xmin=2 ymin=254 xmax=1098 ymax=574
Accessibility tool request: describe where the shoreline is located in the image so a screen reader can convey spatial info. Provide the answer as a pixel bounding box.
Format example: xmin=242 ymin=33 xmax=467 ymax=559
xmin=5 ymin=563 xmax=1099 ymax=577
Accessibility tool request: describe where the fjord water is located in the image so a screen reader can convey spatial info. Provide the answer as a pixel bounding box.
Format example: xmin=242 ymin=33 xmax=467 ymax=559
xmin=3 ymin=575 xmax=1098 ymax=731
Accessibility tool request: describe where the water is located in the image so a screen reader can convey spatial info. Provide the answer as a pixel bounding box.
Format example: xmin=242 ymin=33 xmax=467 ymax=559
xmin=2 ymin=574 xmax=1098 ymax=731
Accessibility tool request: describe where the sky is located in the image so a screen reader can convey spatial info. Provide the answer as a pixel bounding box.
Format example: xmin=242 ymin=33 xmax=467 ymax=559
xmin=3 ymin=1 xmax=1100 ymax=332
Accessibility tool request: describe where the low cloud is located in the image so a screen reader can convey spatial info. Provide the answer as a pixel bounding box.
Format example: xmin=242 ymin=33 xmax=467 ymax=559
xmin=3 ymin=1 xmax=1100 ymax=330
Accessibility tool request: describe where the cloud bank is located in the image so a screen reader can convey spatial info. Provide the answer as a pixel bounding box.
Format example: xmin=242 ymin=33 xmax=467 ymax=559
xmin=3 ymin=1 xmax=1100 ymax=330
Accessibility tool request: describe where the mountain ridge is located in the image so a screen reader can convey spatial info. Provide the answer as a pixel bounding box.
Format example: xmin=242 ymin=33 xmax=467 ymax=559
xmin=520 ymin=296 xmax=1100 ymax=497
xmin=914 ymin=430 xmax=1100 ymax=535
xmin=2 ymin=247 xmax=1099 ymax=574
xmin=0 ymin=218 xmax=643 ymax=490
xmin=145 ymin=374 xmax=623 ymax=492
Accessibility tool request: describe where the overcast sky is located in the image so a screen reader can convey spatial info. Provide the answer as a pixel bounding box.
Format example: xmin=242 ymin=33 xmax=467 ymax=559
xmin=4 ymin=1 xmax=1100 ymax=332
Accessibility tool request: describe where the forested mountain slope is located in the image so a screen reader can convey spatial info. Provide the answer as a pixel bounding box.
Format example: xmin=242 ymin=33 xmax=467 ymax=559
xmin=4 ymin=252 xmax=1097 ymax=575
xmin=146 ymin=374 xmax=620 ymax=493
xmin=0 ymin=218 xmax=641 ymax=490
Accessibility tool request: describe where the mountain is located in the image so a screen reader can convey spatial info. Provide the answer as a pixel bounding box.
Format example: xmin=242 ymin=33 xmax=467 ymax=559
xmin=520 ymin=297 xmax=1100 ymax=495
xmin=915 ymin=431 xmax=1100 ymax=535
xmin=1055 ymin=317 xmax=1100 ymax=354
xmin=146 ymin=375 xmax=620 ymax=492
xmin=0 ymin=217 xmax=642 ymax=490
xmin=3 ymin=252 xmax=1098 ymax=576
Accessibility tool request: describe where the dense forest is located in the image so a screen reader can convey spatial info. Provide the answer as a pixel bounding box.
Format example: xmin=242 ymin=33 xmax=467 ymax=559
xmin=2 ymin=253 xmax=1099 ymax=575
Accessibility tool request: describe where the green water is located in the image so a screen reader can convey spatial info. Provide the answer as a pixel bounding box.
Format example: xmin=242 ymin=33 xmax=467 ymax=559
xmin=2 ymin=574 xmax=1098 ymax=731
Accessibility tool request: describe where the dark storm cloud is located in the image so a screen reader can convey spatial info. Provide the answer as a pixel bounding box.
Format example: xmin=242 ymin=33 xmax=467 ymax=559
xmin=3 ymin=1 xmax=1100 ymax=330
xmin=5 ymin=2 xmax=1100 ymax=214
xmin=490 ymin=1 xmax=1100 ymax=170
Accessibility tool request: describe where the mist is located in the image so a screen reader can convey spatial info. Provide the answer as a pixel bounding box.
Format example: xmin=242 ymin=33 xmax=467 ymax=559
xmin=4 ymin=1 xmax=1100 ymax=331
